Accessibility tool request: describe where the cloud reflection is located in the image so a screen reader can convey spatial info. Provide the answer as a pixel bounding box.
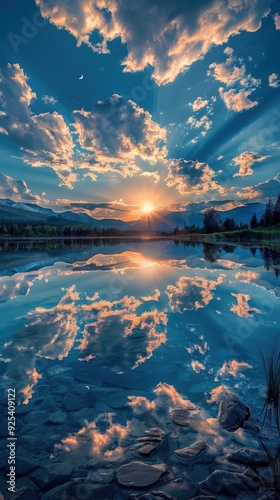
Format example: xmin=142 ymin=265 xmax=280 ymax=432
xmin=166 ymin=275 xmax=224 ymax=312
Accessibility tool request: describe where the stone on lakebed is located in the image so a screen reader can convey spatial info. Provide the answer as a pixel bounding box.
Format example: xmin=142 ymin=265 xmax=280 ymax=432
xmin=115 ymin=461 xmax=168 ymax=488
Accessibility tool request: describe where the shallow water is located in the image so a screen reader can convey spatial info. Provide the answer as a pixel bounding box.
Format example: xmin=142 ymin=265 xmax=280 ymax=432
xmin=0 ymin=239 xmax=279 ymax=499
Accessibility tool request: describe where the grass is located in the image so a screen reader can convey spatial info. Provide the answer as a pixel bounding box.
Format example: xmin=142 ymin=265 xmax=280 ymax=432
xmin=259 ymin=439 xmax=280 ymax=498
xmin=257 ymin=338 xmax=280 ymax=434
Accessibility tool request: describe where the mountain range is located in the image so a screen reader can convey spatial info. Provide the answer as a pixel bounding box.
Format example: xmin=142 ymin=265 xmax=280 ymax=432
xmin=0 ymin=198 xmax=265 ymax=232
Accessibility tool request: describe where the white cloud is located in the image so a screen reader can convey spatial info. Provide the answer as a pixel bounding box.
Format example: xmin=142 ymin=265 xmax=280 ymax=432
xmin=274 ymin=13 xmax=280 ymax=29
xmin=35 ymin=0 xmax=272 ymax=85
xmin=218 ymin=87 xmax=258 ymax=111
xmin=42 ymin=94 xmax=57 ymax=104
xmin=192 ymin=97 xmax=208 ymax=111
xmin=233 ymin=151 xmax=268 ymax=176
xmin=209 ymin=47 xmax=261 ymax=111
xmin=0 ymin=172 xmax=39 ymax=201
xmin=268 ymin=73 xmax=280 ymax=88
xmin=166 ymin=158 xmax=226 ymax=195
xmin=0 ymin=64 xmax=76 ymax=187
xmin=187 ymin=115 xmax=212 ymax=134
xmin=73 ymin=94 xmax=167 ymax=178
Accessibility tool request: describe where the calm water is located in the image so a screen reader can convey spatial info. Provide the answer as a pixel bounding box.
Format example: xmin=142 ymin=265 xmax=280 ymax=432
xmin=0 ymin=239 xmax=279 ymax=498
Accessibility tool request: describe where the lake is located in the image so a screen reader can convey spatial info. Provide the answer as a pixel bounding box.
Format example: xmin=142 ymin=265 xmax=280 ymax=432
xmin=0 ymin=238 xmax=279 ymax=499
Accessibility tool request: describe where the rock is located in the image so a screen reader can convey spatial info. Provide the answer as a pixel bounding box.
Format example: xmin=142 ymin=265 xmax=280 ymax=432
xmin=18 ymin=423 xmax=37 ymax=435
xmin=11 ymin=457 xmax=39 ymax=476
xmin=46 ymin=366 xmax=72 ymax=378
xmin=226 ymin=448 xmax=271 ymax=467
xmin=129 ymin=492 xmax=173 ymax=499
xmin=257 ymin=493 xmax=277 ymax=500
xmin=138 ymin=442 xmax=161 ymax=456
xmin=67 ymin=482 xmax=115 ymax=499
xmin=192 ymin=497 xmax=216 ymax=500
xmin=242 ymin=420 xmax=260 ymax=434
xmin=115 ymin=461 xmax=168 ymax=488
xmin=105 ymin=389 xmax=129 ymax=409
xmin=44 ymin=410 xmax=67 ymax=425
xmin=9 ymin=478 xmax=38 ymax=499
xmin=15 ymin=405 xmax=32 ymax=415
xmin=218 ymin=395 xmax=251 ymax=432
xmin=174 ymin=439 xmax=208 ymax=461
xmin=30 ymin=461 xmax=73 ymax=490
xmin=86 ymin=469 xmax=114 ymax=483
xmin=199 ymin=470 xmax=259 ymax=496
xmin=68 ymin=407 xmax=97 ymax=428
xmin=145 ymin=428 xmax=165 ymax=437
xmin=24 ymin=410 xmax=49 ymax=424
xmin=170 ymin=409 xmax=190 ymax=426
xmin=40 ymin=481 xmax=73 ymax=500
xmin=62 ymin=393 xmax=88 ymax=411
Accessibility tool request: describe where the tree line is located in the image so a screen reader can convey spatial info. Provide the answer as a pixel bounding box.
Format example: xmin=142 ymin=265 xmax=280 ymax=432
xmin=173 ymin=193 xmax=280 ymax=235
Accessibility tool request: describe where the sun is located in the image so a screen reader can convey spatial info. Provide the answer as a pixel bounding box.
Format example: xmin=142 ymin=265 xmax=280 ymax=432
xmin=141 ymin=202 xmax=155 ymax=214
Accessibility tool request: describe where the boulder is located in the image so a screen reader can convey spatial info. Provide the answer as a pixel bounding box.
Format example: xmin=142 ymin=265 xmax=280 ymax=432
xmin=226 ymin=448 xmax=271 ymax=467
xmin=170 ymin=409 xmax=190 ymax=426
xmin=115 ymin=461 xmax=168 ymax=488
xmin=174 ymin=439 xmax=208 ymax=461
xmin=44 ymin=410 xmax=67 ymax=425
xmin=199 ymin=470 xmax=259 ymax=496
xmin=218 ymin=395 xmax=250 ymax=432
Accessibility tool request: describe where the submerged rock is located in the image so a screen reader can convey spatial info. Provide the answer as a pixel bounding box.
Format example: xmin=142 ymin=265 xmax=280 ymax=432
xmin=226 ymin=448 xmax=271 ymax=467
xmin=199 ymin=470 xmax=259 ymax=496
xmin=218 ymin=395 xmax=251 ymax=432
xmin=137 ymin=427 xmax=165 ymax=456
xmin=30 ymin=461 xmax=73 ymax=490
xmin=170 ymin=409 xmax=190 ymax=426
xmin=174 ymin=439 xmax=208 ymax=461
xmin=129 ymin=492 xmax=173 ymax=499
xmin=44 ymin=410 xmax=67 ymax=425
xmin=115 ymin=461 xmax=168 ymax=488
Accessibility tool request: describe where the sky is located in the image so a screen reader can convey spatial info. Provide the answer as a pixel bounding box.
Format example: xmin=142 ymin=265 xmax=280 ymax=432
xmin=0 ymin=0 xmax=280 ymax=221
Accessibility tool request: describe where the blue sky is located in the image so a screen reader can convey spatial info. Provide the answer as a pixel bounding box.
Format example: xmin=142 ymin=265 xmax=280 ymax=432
xmin=0 ymin=0 xmax=280 ymax=220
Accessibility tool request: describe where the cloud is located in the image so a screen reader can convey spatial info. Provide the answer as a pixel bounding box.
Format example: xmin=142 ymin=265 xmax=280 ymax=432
xmin=42 ymin=94 xmax=57 ymax=105
xmin=235 ymin=270 xmax=258 ymax=283
xmin=0 ymin=63 xmax=76 ymax=187
xmin=73 ymin=94 xmax=167 ymax=178
xmin=274 ymin=13 xmax=280 ymax=29
xmin=2 ymin=286 xmax=79 ymax=403
xmin=218 ymin=87 xmax=258 ymax=111
xmin=78 ymin=293 xmax=167 ymax=370
xmin=218 ymin=360 xmax=252 ymax=378
xmin=236 ymin=186 xmax=260 ymax=199
xmin=209 ymin=47 xmax=261 ymax=111
xmin=166 ymin=159 xmax=226 ymax=195
xmin=191 ymin=360 xmax=206 ymax=373
xmin=268 ymin=73 xmax=280 ymax=88
xmin=192 ymin=97 xmax=208 ymax=111
xmin=0 ymin=172 xmax=39 ymax=201
xmin=187 ymin=115 xmax=212 ymax=134
xmin=166 ymin=274 xmax=224 ymax=312
xmin=35 ymin=0 xmax=272 ymax=85
xmin=233 ymin=151 xmax=268 ymax=177
xmin=231 ymin=293 xmax=261 ymax=317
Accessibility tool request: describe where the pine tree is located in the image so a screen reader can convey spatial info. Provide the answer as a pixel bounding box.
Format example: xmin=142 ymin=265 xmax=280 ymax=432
xmin=273 ymin=193 xmax=280 ymax=226
xmin=250 ymin=213 xmax=258 ymax=229
xmin=264 ymin=199 xmax=274 ymax=227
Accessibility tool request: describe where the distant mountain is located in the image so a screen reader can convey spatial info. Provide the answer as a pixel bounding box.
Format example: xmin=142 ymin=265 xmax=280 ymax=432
xmin=0 ymin=198 xmax=265 ymax=231
xmin=0 ymin=199 xmax=136 ymax=228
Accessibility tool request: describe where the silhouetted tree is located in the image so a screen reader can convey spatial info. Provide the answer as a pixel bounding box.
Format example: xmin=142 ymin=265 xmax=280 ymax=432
xmin=223 ymin=217 xmax=237 ymax=231
xmin=203 ymin=208 xmax=221 ymax=233
xmin=273 ymin=193 xmax=280 ymax=226
xmin=264 ymin=198 xmax=274 ymax=227
xmin=250 ymin=213 xmax=258 ymax=229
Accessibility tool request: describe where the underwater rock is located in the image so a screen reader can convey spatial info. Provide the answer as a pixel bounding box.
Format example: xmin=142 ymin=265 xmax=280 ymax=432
xmin=174 ymin=439 xmax=208 ymax=461
xmin=170 ymin=409 xmax=190 ymax=426
xmin=192 ymin=497 xmax=216 ymax=500
xmin=44 ymin=410 xmax=67 ymax=425
xmin=40 ymin=482 xmax=73 ymax=500
xmin=115 ymin=461 xmax=168 ymax=488
xmin=199 ymin=470 xmax=259 ymax=495
xmin=30 ymin=461 xmax=73 ymax=490
xmin=226 ymin=448 xmax=271 ymax=467
xmin=218 ymin=395 xmax=251 ymax=432
xmin=129 ymin=491 xmax=173 ymax=499
xmin=137 ymin=427 xmax=165 ymax=456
